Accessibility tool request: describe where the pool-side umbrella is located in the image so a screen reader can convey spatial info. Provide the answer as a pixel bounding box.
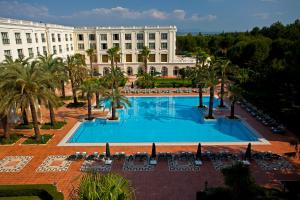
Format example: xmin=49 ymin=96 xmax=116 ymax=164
xmin=245 ymin=143 xmax=251 ymax=160
xmin=106 ymin=142 xmax=111 ymax=158
xmin=151 ymin=143 xmax=156 ymax=159
xmin=131 ymin=82 xmax=134 ymax=89
xmin=196 ymin=143 xmax=202 ymax=160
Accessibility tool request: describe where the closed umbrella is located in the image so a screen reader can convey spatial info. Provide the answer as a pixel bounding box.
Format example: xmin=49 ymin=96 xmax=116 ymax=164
xmin=245 ymin=143 xmax=251 ymax=160
xmin=151 ymin=143 xmax=156 ymax=159
xmin=106 ymin=142 xmax=111 ymax=158
xmin=196 ymin=143 xmax=202 ymax=160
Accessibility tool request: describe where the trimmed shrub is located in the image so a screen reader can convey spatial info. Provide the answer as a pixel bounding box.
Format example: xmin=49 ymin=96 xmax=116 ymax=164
xmin=41 ymin=121 xmax=66 ymax=130
xmin=0 ymin=133 xmax=23 ymax=145
xmin=22 ymin=134 xmax=53 ymax=144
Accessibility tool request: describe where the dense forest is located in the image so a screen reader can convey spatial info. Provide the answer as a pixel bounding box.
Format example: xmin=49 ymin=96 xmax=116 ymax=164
xmin=176 ymin=20 xmax=300 ymax=135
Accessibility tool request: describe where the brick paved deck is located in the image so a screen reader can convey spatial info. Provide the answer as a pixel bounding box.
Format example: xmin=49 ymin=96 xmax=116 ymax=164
xmin=0 ymin=92 xmax=299 ymax=200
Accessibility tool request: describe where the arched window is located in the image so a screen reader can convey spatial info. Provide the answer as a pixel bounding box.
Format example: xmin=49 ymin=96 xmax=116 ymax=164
xmin=150 ymin=66 xmax=156 ymax=76
xmin=161 ymin=66 xmax=168 ymax=77
xmin=103 ymin=67 xmax=109 ymax=76
xmin=173 ymin=66 xmax=179 ymax=76
xmin=127 ymin=67 xmax=133 ymax=76
xmin=137 ymin=66 xmax=144 ymax=75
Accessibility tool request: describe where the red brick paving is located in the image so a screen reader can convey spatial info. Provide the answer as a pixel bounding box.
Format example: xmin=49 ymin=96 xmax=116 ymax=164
xmin=0 ymin=91 xmax=299 ymax=200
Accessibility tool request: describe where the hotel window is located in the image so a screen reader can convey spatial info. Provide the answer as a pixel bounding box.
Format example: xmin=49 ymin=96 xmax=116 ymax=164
xmin=101 ymin=43 xmax=107 ymax=50
xmin=125 ymin=43 xmax=132 ymax=49
xmin=28 ymin=48 xmax=34 ymax=57
xmin=59 ymin=45 xmax=62 ymax=53
xmin=1 ymin=32 xmax=10 ymax=44
xmin=100 ymin=34 xmax=107 ymax=41
xmin=78 ymin=43 xmax=84 ymax=50
xmin=102 ymin=55 xmax=108 ymax=63
xmin=70 ymin=34 xmax=73 ymax=41
xmin=125 ymin=33 xmax=131 ymax=40
xmin=51 ymin=33 xmax=55 ymax=42
xmin=26 ymin=33 xmax=32 ymax=43
xmin=113 ymin=34 xmax=119 ymax=40
xmin=15 ymin=33 xmax=22 ymax=44
xmin=91 ymin=55 xmax=97 ymax=63
xmin=137 ymin=54 xmax=143 ymax=62
xmin=89 ymin=34 xmax=96 ymax=41
xmin=137 ymin=42 xmax=144 ymax=49
xmin=17 ymin=49 xmax=23 ymax=59
xmin=161 ymin=54 xmax=168 ymax=62
xmin=57 ymin=34 xmax=61 ymax=42
xmin=126 ymin=54 xmax=132 ymax=62
xmin=90 ymin=43 xmax=96 ymax=49
xmin=4 ymin=50 xmax=11 ymax=57
xmin=149 ymin=42 xmax=155 ymax=49
xmin=149 ymin=54 xmax=155 ymax=62
xmin=113 ymin=43 xmax=119 ymax=48
xmin=70 ymin=44 xmax=73 ymax=50
xmin=43 ymin=46 xmax=47 ymax=55
xmin=35 ymin=33 xmax=38 ymax=43
xmin=161 ymin=33 xmax=168 ymax=40
xmin=78 ymin=34 xmax=84 ymax=41
xmin=36 ymin=47 xmax=40 ymax=56
xmin=53 ymin=46 xmax=57 ymax=54
xmin=137 ymin=33 xmax=144 ymax=40
xmin=149 ymin=33 xmax=155 ymax=40
xmin=41 ymin=33 xmax=46 ymax=42
xmin=65 ymin=34 xmax=68 ymax=41
xmin=161 ymin=42 xmax=168 ymax=49
xmin=66 ymin=44 xmax=69 ymax=51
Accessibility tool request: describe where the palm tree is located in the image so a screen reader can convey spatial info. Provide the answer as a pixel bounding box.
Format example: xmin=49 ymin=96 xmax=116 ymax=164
xmin=77 ymin=173 xmax=134 ymax=200
xmin=64 ymin=54 xmax=88 ymax=104
xmin=217 ymin=58 xmax=232 ymax=108
xmin=141 ymin=46 xmax=150 ymax=73
xmin=102 ymin=88 xmax=130 ymax=120
xmin=107 ymin=47 xmax=120 ymax=70
xmin=0 ymin=61 xmax=57 ymax=141
xmin=80 ymin=79 xmax=102 ymax=120
xmin=86 ymin=48 xmax=96 ymax=77
xmin=37 ymin=54 xmax=64 ymax=127
xmin=205 ymin=58 xmax=219 ymax=119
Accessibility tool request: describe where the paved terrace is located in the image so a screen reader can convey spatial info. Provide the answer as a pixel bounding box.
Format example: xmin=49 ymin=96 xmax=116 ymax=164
xmin=0 ymin=89 xmax=299 ymax=200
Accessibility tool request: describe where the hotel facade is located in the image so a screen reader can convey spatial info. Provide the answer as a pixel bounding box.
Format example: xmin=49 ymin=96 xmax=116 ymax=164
xmin=0 ymin=17 xmax=195 ymax=77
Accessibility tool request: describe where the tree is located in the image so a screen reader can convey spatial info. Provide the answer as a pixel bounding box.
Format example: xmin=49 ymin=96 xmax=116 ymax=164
xmin=0 ymin=61 xmax=57 ymax=141
xmin=80 ymin=79 xmax=102 ymax=120
xmin=77 ymin=173 xmax=134 ymax=200
xmin=86 ymin=48 xmax=96 ymax=77
xmin=141 ymin=46 xmax=150 ymax=73
xmin=37 ymin=54 xmax=64 ymax=127
xmin=217 ymin=58 xmax=232 ymax=108
xmin=205 ymin=58 xmax=219 ymax=119
xmin=64 ymin=54 xmax=88 ymax=104
xmin=102 ymin=88 xmax=130 ymax=120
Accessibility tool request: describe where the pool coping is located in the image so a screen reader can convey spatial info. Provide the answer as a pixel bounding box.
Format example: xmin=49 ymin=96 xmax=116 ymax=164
xmin=57 ymin=96 xmax=270 ymax=146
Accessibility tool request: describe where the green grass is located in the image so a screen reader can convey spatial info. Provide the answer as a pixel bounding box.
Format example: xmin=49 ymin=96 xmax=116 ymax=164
xmin=15 ymin=123 xmax=33 ymax=129
xmin=66 ymin=102 xmax=85 ymax=108
xmin=22 ymin=134 xmax=53 ymax=145
xmin=60 ymin=96 xmax=87 ymax=101
xmin=0 ymin=133 xmax=23 ymax=145
xmin=0 ymin=184 xmax=63 ymax=200
xmin=154 ymin=78 xmax=192 ymax=88
xmin=41 ymin=121 xmax=66 ymax=129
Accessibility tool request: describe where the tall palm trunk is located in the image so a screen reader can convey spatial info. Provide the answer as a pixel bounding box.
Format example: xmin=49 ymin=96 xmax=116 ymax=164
xmin=87 ymin=93 xmax=92 ymax=120
xmin=70 ymin=73 xmax=78 ymax=104
xmin=1 ymin=115 xmax=9 ymax=140
xmin=61 ymin=80 xmax=65 ymax=98
xmin=89 ymin=56 xmax=93 ymax=77
xmin=48 ymin=101 xmax=55 ymax=127
xmin=198 ymin=85 xmax=204 ymax=108
xmin=111 ymin=102 xmax=116 ymax=120
xmin=230 ymin=100 xmax=235 ymax=119
xmin=29 ymin=98 xmax=41 ymax=141
xmin=22 ymin=108 xmax=29 ymax=125
xmin=207 ymin=86 xmax=215 ymax=119
xmin=144 ymin=59 xmax=147 ymax=74
xmin=95 ymin=92 xmax=100 ymax=108
xmin=219 ymin=80 xmax=225 ymax=107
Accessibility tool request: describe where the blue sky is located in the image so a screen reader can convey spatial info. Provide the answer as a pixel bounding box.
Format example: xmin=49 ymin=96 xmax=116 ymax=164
xmin=0 ymin=0 xmax=299 ymax=32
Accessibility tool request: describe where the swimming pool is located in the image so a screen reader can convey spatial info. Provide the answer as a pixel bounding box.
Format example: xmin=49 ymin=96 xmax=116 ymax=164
xmin=60 ymin=96 xmax=267 ymax=146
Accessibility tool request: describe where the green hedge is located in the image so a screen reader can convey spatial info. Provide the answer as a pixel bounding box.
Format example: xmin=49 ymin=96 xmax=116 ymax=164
xmin=15 ymin=123 xmax=34 ymax=129
xmin=22 ymin=134 xmax=53 ymax=145
xmin=154 ymin=78 xmax=192 ymax=88
xmin=0 ymin=184 xmax=63 ymax=200
xmin=41 ymin=121 xmax=66 ymax=130
xmin=0 ymin=133 xmax=23 ymax=145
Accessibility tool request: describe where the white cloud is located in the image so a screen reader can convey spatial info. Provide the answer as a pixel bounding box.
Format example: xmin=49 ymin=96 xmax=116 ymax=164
xmin=252 ymin=12 xmax=269 ymax=19
xmin=0 ymin=0 xmax=49 ymax=18
xmin=173 ymin=9 xmax=186 ymax=20
xmin=191 ymin=14 xmax=217 ymax=21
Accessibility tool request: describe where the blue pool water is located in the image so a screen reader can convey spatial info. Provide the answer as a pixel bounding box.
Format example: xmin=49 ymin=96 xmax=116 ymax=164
xmin=67 ymin=96 xmax=260 ymax=143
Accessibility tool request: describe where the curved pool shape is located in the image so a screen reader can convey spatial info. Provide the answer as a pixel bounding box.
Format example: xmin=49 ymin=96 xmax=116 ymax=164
xmin=65 ymin=96 xmax=263 ymax=144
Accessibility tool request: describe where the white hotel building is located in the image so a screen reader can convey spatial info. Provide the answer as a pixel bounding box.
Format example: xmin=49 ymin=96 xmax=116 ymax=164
xmin=0 ymin=17 xmax=195 ymax=77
